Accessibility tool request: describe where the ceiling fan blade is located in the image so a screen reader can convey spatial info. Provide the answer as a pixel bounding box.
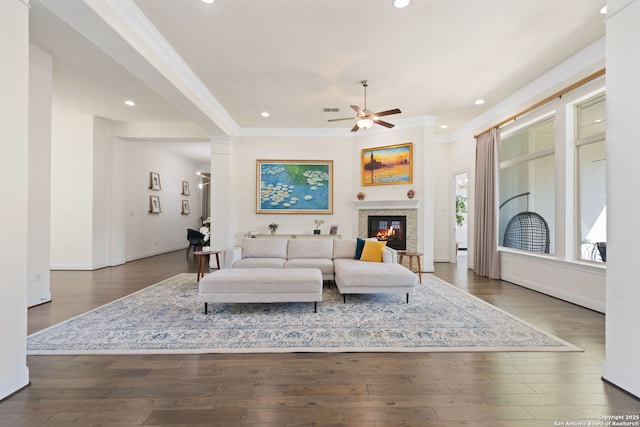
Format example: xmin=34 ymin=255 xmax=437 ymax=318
xmin=350 ymin=123 xmax=360 ymax=132
xmin=374 ymin=119 xmax=395 ymax=128
xmin=374 ymin=108 xmax=401 ymax=117
xmin=327 ymin=117 xmax=356 ymax=122
xmin=351 ymin=105 xmax=364 ymax=116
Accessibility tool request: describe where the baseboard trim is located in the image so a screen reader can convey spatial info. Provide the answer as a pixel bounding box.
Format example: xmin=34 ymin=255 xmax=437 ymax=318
xmin=0 ymin=366 xmax=29 ymax=401
xmin=602 ymin=363 xmax=640 ymax=400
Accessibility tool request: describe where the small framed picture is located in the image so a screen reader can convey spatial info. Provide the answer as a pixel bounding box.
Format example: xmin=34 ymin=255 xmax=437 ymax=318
xmin=329 ymin=224 xmax=339 ymax=235
xmin=181 ymin=200 xmax=190 ymax=214
xmin=150 ymin=172 xmax=161 ymax=190
xmin=149 ymin=195 xmax=161 ymax=213
xmin=182 ymin=180 xmax=190 ymax=196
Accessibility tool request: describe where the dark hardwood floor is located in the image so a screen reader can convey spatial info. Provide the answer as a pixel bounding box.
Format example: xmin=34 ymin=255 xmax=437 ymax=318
xmin=2 ymin=250 xmax=639 ymax=426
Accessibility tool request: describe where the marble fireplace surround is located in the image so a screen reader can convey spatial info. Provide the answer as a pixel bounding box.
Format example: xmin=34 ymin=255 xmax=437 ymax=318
xmin=355 ymin=200 xmax=419 ymax=255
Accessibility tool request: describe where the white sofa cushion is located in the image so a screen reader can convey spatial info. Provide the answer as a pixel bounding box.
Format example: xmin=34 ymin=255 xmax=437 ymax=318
xmin=232 ymin=257 xmax=286 ymax=268
xmin=284 ymin=258 xmax=334 ymax=278
xmin=333 ymin=239 xmax=357 ymax=259
xmin=242 ymin=237 xmax=288 ymax=258
xmin=287 ymin=238 xmax=333 ymax=259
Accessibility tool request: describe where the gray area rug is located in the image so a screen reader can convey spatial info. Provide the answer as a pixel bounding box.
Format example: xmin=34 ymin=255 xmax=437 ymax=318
xmin=27 ymin=273 xmax=580 ymax=354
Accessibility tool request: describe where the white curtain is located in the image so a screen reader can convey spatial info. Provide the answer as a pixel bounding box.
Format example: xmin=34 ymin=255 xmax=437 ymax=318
xmin=473 ymin=128 xmax=501 ymax=279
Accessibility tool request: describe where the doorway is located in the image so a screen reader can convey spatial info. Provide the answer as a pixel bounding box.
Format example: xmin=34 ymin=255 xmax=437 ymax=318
xmin=452 ymin=171 xmax=468 ymax=264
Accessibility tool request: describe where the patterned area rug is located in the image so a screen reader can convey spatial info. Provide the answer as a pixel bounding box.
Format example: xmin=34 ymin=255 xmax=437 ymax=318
xmin=27 ymin=273 xmax=580 ymax=354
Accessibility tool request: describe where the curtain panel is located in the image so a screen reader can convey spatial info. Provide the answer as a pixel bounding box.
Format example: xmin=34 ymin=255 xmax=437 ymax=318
xmin=473 ymin=128 xmax=501 ymax=279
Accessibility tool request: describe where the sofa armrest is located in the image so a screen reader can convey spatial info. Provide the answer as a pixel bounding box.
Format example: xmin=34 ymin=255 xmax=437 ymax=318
xmin=223 ymin=246 xmax=242 ymax=269
xmin=382 ymin=246 xmax=397 ymax=263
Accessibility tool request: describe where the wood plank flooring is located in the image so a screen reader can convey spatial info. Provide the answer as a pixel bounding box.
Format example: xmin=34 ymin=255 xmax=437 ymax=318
xmin=2 ymin=250 xmax=639 ymax=426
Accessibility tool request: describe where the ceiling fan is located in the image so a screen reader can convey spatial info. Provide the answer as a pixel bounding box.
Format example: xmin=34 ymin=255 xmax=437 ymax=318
xmin=328 ymin=80 xmax=401 ymax=132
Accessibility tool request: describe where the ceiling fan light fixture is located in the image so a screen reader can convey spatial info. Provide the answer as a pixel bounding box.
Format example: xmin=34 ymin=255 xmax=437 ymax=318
xmin=357 ymin=118 xmax=374 ymax=129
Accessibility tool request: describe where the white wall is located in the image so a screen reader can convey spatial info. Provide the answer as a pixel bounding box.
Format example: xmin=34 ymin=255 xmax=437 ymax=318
xmin=50 ymin=107 xmax=95 ymax=269
xmin=28 ymin=44 xmax=53 ymax=307
xmin=50 ymin=110 xmax=203 ymax=268
xmin=603 ymin=0 xmax=640 ymax=399
xmin=122 ymin=140 xmax=202 ymax=261
xmin=445 ymin=38 xmax=606 ymax=312
xmin=92 ymin=117 xmax=113 ymax=268
xmin=433 ymin=142 xmax=452 ymax=263
xmin=224 ymin=124 xmax=437 ymax=271
xmin=0 ymin=0 xmax=30 ymax=400
xmin=233 ymin=134 xmax=355 ymax=239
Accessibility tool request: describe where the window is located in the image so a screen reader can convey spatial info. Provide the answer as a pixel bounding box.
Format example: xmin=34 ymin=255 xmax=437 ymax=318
xmin=576 ymin=95 xmax=606 ymax=262
xmin=499 ymin=117 xmax=555 ymax=254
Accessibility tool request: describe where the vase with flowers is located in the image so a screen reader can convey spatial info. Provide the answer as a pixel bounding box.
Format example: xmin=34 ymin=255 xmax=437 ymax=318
xmin=200 ymin=217 xmax=211 ymax=251
xmin=268 ymin=223 xmax=279 ymax=234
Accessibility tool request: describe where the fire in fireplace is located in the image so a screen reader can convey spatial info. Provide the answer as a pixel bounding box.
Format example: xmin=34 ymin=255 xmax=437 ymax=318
xmin=367 ymin=215 xmax=407 ymax=250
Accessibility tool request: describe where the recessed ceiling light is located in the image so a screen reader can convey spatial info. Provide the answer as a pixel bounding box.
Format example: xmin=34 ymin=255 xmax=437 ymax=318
xmin=440 ymin=124 xmax=448 ymax=129
xmin=600 ymin=5 xmax=607 ymax=14
xmin=261 ymin=111 xmax=270 ymax=118
xmin=202 ymin=0 xmax=215 ymax=4
xmin=474 ymin=99 xmax=485 ymax=105
xmin=393 ymin=0 xmax=410 ymax=8
xmin=124 ymin=99 xmax=135 ymax=107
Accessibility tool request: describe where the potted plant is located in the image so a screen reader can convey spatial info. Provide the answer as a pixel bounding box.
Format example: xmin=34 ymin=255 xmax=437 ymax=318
xmin=456 ymin=195 xmax=467 ymax=227
xmin=268 ymin=223 xmax=279 ymax=234
xmin=313 ymin=219 xmax=325 ymax=235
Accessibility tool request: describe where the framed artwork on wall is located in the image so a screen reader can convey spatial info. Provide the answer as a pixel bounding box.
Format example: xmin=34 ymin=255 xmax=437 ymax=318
xmin=361 ymin=142 xmax=413 ymax=186
xmin=181 ymin=200 xmax=190 ymax=214
xmin=149 ymin=172 xmax=161 ymax=190
xmin=149 ymin=195 xmax=161 ymax=213
xmin=256 ymin=159 xmax=333 ymax=214
xmin=182 ymin=180 xmax=190 ymax=196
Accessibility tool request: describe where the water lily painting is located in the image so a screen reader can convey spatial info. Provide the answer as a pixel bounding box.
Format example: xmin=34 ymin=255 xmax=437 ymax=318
xmin=361 ymin=142 xmax=413 ymax=186
xmin=256 ymin=160 xmax=333 ymax=214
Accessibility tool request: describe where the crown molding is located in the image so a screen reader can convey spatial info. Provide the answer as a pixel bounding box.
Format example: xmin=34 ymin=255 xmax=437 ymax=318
xmin=95 ymin=0 xmax=240 ymax=136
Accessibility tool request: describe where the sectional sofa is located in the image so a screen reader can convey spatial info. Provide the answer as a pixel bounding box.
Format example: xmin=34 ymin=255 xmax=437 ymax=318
xmin=221 ymin=237 xmax=417 ymax=302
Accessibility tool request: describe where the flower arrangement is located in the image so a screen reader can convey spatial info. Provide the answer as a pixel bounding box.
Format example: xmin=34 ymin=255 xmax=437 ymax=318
xmin=268 ymin=223 xmax=279 ymax=233
xmin=200 ymin=217 xmax=211 ymax=249
xmin=314 ymin=219 xmax=325 ymax=230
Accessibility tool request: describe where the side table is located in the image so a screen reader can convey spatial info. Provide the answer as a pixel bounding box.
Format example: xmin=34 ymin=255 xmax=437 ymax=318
xmin=398 ymin=251 xmax=423 ymax=283
xmin=194 ymin=250 xmax=221 ymax=281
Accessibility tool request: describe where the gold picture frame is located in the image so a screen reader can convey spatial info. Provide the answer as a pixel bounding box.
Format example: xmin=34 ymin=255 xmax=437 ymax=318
xmin=256 ymin=159 xmax=333 ymax=214
xmin=361 ymin=142 xmax=413 ymax=186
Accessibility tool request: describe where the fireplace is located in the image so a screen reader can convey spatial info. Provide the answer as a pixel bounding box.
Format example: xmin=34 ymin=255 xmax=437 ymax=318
xmin=368 ymin=215 xmax=407 ymax=250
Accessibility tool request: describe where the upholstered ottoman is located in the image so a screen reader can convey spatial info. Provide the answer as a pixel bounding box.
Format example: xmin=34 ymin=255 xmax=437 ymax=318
xmin=198 ymin=268 xmax=323 ymax=313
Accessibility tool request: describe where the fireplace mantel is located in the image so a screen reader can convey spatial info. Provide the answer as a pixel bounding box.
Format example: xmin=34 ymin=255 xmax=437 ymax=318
xmin=353 ymin=199 xmax=420 ymax=210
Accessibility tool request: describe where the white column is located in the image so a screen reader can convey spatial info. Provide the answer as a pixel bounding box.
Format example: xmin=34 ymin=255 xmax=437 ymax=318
xmin=210 ymin=137 xmax=239 ymax=251
xmin=603 ymin=0 xmax=640 ymax=398
xmin=421 ymin=117 xmax=438 ymax=272
xmin=28 ymin=45 xmax=53 ymax=306
xmin=0 ymin=0 xmax=30 ymax=399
